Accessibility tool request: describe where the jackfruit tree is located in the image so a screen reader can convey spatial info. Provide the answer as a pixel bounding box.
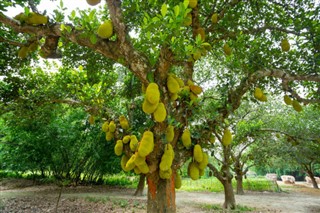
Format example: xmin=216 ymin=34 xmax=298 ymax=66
xmin=1 ymin=0 xmax=320 ymax=212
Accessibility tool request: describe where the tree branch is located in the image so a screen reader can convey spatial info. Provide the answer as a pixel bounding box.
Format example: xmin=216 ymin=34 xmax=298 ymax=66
xmin=0 ymin=36 xmax=24 ymax=47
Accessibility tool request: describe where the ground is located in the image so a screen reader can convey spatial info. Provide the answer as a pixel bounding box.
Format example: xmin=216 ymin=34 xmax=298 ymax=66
xmin=0 ymin=179 xmax=319 ymax=212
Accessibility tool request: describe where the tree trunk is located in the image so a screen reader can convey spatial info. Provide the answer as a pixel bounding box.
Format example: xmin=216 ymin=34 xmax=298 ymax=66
xmin=222 ymin=179 xmax=236 ymax=209
xmin=236 ymin=174 xmax=244 ymax=195
xmin=134 ymin=174 xmax=146 ymax=196
xmin=306 ymin=170 xmax=319 ymax=189
xmin=147 ymin=172 xmax=176 ymax=213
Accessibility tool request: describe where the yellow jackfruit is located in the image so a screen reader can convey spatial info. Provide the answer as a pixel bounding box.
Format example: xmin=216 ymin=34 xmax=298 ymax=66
xmin=134 ymin=153 xmax=146 ymax=166
xmin=130 ymin=135 xmax=139 ymax=152
xmin=153 ymin=102 xmax=167 ymax=122
xmin=114 ymin=140 xmax=123 ymax=156
xmin=102 ymin=121 xmax=109 ymax=132
xmin=198 ymin=153 xmax=208 ymax=170
xmin=159 ymin=168 xmax=172 ymax=179
xmin=123 ymin=135 xmax=131 ymax=144
xmin=193 ymin=144 xmax=203 ymax=163
xmin=175 ymin=172 xmax=182 ymax=189
xmin=188 ymin=162 xmax=199 ymax=180
xmin=167 ymin=75 xmax=180 ymax=94
xmin=89 ymin=115 xmax=95 ymax=125
xmin=86 ymin=0 xmax=101 ymax=6
xmin=125 ymin=154 xmax=136 ymax=171
xmin=184 ymin=13 xmax=192 ymax=26
xmin=159 ymin=144 xmax=174 ymax=171
xmin=254 ymin=87 xmax=263 ymax=100
xmin=292 ymin=100 xmax=303 ymax=112
xmin=106 ymin=131 xmax=114 ymax=141
xmin=223 ymin=43 xmax=232 ymax=56
xmin=195 ymin=28 xmax=205 ymax=41
xmin=166 ymin=125 xmax=174 ymax=143
xmin=190 ymin=85 xmax=202 ymax=95
xmin=121 ymin=155 xmax=130 ymax=172
xmin=134 ymin=166 xmax=141 ymax=175
xmin=97 ymin=20 xmax=113 ymax=39
xmin=137 ymin=161 xmax=150 ymax=174
xmin=281 ymin=39 xmax=290 ymax=52
xmin=146 ymin=83 xmax=160 ymax=105
xmin=222 ymin=128 xmax=232 ymax=146
xmin=182 ymin=128 xmax=192 ymax=149
xmin=119 ymin=115 xmax=129 ymax=130
xmin=142 ymin=99 xmax=159 ymax=114
xmin=18 ymin=46 xmax=29 ymax=59
xmin=284 ymin=95 xmax=292 ymax=105
xmin=211 ymin=13 xmax=218 ymax=24
xmin=170 ymin=93 xmax=179 ymax=101
xmin=138 ymin=131 xmax=154 ymax=157
xmin=189 ymin=0 xmax=198 ymax=9
xmin=25 ymin=12 xmax=48 ymax=25
xmin=109 ymin=121 xmax=116 ymax=132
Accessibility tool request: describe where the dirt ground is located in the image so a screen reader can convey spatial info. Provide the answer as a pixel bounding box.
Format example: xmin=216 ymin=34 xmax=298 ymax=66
xmin=0 ymin=179 xmax=319 ymax=213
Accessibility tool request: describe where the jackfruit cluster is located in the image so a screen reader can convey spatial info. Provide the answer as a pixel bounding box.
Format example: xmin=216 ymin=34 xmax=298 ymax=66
xmin=188 ymin=151 xmax=209 ymax=180
xmin=253 ymin=87 xmax=267 ymax=102
xmin=97 ymin=20 xmax=113 ymax=39
xmin=183 ymin=80 xmax=203 ymax=103
xmin=222 ymin=128 xmax=232 ymax=146
xmin=167 ymin=74 xmax=184 ymax=101
xmin=103 ymin=120 xmax=116 ymax=141
xmin=138 ymin=131 xmax=154 ymax=157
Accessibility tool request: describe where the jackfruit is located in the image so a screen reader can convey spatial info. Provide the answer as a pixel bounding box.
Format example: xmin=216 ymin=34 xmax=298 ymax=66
xmin=121 ymin=155 xmax=130 ymax=172
xmin=211 ymin=13 xmax=218 ymax=24
xmin=183 ymin=86 xmax=190 ymax=92
xmin=138 ymin=131 xmax=154 ymax=157
xmin=119 ymin=115 xmax=129 ymax=130
xmin=102 ymin=121 xmax=109 ymax=132
xmin=97 ymin=20 xmax=113 ymax=39
xmin=281 ymin=39 xmax=290 ymax=52
xmin=175 ymin=77 xmax=184 ymax=87
xmin=223 ymin=43 xmax=232 ymax=56
xmin=159 ymin=144 xmax=174 ymax=171
xmin=114 ymin=140 xmax=123 ymax=156
xmin=14 ymin=13 xmax=27 ymax=22
xmin=222 ymin=128 xmax=232 ymax=146
xmin=209 ymin=134 xmax=215 ymax=144
xmin=166 ymin=125 xmax=174 ymax=143
xmin=130 ymin=135 xmax=139 ymax=152
xmin=167 ymin=75 xmax=180 ymax=93
xmin=182 ymin=128 xmax=192 ymax=148
xmin=123 ymin=135 xmax=131 ymax=144
xmin=137 ymin=161 xmax=150 ymax=174
xmin=146 ymin=83 xmax=160 ymax=105
xmin=193 ymin=144 xmax=203 ymax=163
xmin=109 ymin=121 xmax=116 ymax=132
xmin=254 ymin=87 xmax=263 ymax=100
xmin=184 ymin=13 xmax=192 ymax=26
xmin=189 ymin=92 xmax=198 ymax=101
xmin=89 ymin=115 xmax=95 ymax=125
xmin=153 ymin=102 xmax=167 ymax=122
xmin=106 ymin=131 xmax=114 ymax=141
xmin=260 ymin=94 xmax=267 ymax=102
xmin=175 ymin=172 xmax=182 ymax=189
xmin=134 ymin=153 xmax=146 ymax=166
xmin=190 ymin=85 xmax=202 ymax=95
xmin=28 ymin=41 xmax=38 ymax=52
xmin=284 ymin=95 xmax=292 ymax=105
xmin=170 ymin=93 xmax=179 ymax=101
xmin=292 ymin=100 xmax=303 ymax=112
xmin=195 ymin=28 xmax=205 ymax=41
xmin=188 ymin=162 xmax=199 ymax=180
xmin=25 ymin=12 xmax=48 ymax=25
xmin=134 ymin=166 xmax=141 ymax=174
xmin=125 ymin=154 xmax=136 ymax=171
xmin=192 ymin=49 xmax=202 ymax=60
xmin=189 ymin=0 xmax=198 ymax=9
xmin=86 ymin=0 xmax=101 ymax=6
xmin=159 ymin=168 xmax=172 ymax=179
xmin=142 ymin=99 xmax=159 ymax=114
xmin=199 ymin=168 xmax=205 ymax=176
xmin=198 ymin=153 xmax=208 ymax=170
xmin=187 ymin=80 xmax=194 ymax=86
xmin=18 ymin=46 xmax=29 ymax=59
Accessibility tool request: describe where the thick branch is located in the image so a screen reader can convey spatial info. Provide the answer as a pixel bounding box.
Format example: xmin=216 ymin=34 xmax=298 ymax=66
xmin=207 ymin=163 xmax=224 ymax=182
xmin=0 ymin=37 xmax=24 ymax=47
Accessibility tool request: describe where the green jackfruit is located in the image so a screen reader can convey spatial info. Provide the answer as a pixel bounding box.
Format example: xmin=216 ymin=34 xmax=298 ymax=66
xmin=188 ymin=162 xmax=199 ymax=180
xmin=114 ymin=140 xmax=123 ymax=156
xmin=166 ymin=125 xmax=174 ymax=143
xmin=146 ymin=83 xmax=160 ymax=105
xmin=292 ymin=100 xmax=303 ymax=112
xmin=138 ymin=131 xmax=154 ymax=157
xmin=119 ymin=115 xmax=129 ymax=130
xmin=102 ymin=121 xmax=109 ymax=132
xmin=195 ymin=27 xmax=205 ymax=41
xmin=142 ymin=99 xmax=158 ymax=114
xmin=109 ymin=121 xmax=116 ymax=133
xmin=18 ymin=46 xmax=29 ymax=59
xmin=134 ymin=166 xmax=141 ymax=174
xmin=125 ymin=154 xmax=136 ymax=171
xmin=281 ymin=39 xmax=290 ymax=52
xmin=199 ymin=168 xmax=205 ymax=176
xmin=167 ymin=75 xmax=180 ymax=94
xmin=153 ymin=102 xmax=167 ymax=122
xmin=89 ymin=115 xmax=95 ymax=125
xmin=134 ymin=153 xmax=146 ymax=166
xmin=170 ymin=92 xmax=179 ymax=101
xmin=97 ymin=20 xmax=113 ymax=39
xmin=175 ymin=172 xmax=182 ymax=189
xmin=222 ymin=128 xmax=232 ymax=146
xmin=211 ymin=13 xmax=218 ymax=24
xmin=25 ymin=12 xmax=48 ymax=25
xmin=254 ymin=87 xmax=263 ymax=100
xmin=121 ymin=155 xmax=129 ymax=172
xmin=123 ymin=135 xmax=131 ymax=144
xmin=223 ymin=43 xmax=232 ymax=56
xmin=198 ymin=153 xmax=208 ymax=170
xmin=159 ymin=168 xmax=172 ymax=179
xmin=193 ymin=144 xmax=203 ymax=163
xmin=182 ymin=128 xmax=192 ymax=148
xmin=137 ymin=161 xmax=150 ymax=174
xmin=28 ymin=41 xmax=38 ymax=52
xmin=130 ymin=135 xmax=139 ymax=152
xmin=189 ymin=0 xmax=198 ymax=8
xmin=284 ymin=95 xmax=292 ymax=105
xmin=159 ymin=144 xmax=174 ymax=171
xmin=183 ymin=13 xmax=192 ymax=26
xmin=105 ymin=131 xmax=114 ymax=141
xmin=209 ymin=134 xmax=215 ymax=144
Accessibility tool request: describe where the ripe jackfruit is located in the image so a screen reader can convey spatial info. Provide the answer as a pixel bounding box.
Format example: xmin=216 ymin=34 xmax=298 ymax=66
xmin=97 ymin=20 xmax=113 ymax=39
xmin=167 ymin=75 xmax=180 ymax=93
xmin=114 ymin=140 xmax=123 ymax=156
xmin=119 ymin=115 xmax=129 ymax=130
xmin=211 ymin=13 xmax=218 ymax=24
xmin=284 ymin=95 xmax=292 ymax=105
xmin=292 ymin=100 xmax=303 ymax=112
xmin=159 ymin=168 xmax=172 ymax=179
xmin=89 ymin=115 xmax=95 ymax=125
xmin=109 ymin=121 xmax=116 ymax=132
xmin=138 ymin=131 xmax=154 ymax=157
xmin=195 ymin=28 xmax=205 ymax=41
xmin=125 ymin=154 xmax=136 ymax=171
xmin=193 ymin=144 xmax=203 ymax=163
xmin=223 ymin=43 xmax=232 ymax=56
xmin=106 ymin=131 xmax=114 ymax=141
xmin=190 ymin=85 xmax=202 ymax=95
xmin=86 ymin=0 xmax=101 ymax=6
xmin=254 ymin=87 xmax=263 ymax=100
xmin=18 ymin=46 xmax=29 ymax=59
xmin=146 ymin=83 xmax=160 ymax=105
xmin=189 ymin=0 xmax=198 ymax=8
xmin=159 ymin=144 xmax=174 ymax=171
xmin=222 ymin=128 xmax=232 ymax=146
xmin=130 ymin=135 xmax=139 ymax=151
xmin=182 ymin=128 xmax=192 ymax=148
xmin=153 ymin=102 xmax=167 ymax=122
xmin=142 ymin=99 xmax=159 ymax=114
xmin=25 ymin=12 xmax=48 ymax=25
xmin=198 ymin=153 xmax=208 ymax=170
xmin=175 ymin=172 xmax=182 ymax=189
xmin=121 ymin=155 xmax=130 ymax=172
xmin=281 ymin=39 xmax=290 ymax=52
xmin=102 ymin=121 xmax=109 ymax=132
xmin=188 ymin=162 xmax=199 ymax=180
xmin=166 ymin=125 xmax=174 ymax=143
xmin=184 ymin=13 xmax=192 ymax=26
xmin=123 ymin=135 xmax=131 ymax=144
xmin=137 ymin=161 xmax=150 ymax=174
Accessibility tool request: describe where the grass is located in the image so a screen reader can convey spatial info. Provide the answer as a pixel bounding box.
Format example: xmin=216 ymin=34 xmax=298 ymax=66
xmin=200 ymin=203 xmax=255 ymax=212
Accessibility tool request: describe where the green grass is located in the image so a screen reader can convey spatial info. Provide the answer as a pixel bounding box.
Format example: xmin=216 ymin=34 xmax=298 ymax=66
xmin=200 ymin=203 xmax=255 ymax=212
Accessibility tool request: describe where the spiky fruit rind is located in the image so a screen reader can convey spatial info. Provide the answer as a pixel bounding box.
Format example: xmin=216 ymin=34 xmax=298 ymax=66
xmin=254 ymin=87 xmax=263 ymax=100
xmin=153 ymin=102 xmax=167 ymax=122
xmin=130 ymin=135 xmax=139 ymax=152
xmin=182 ymin=128 xmax=192 ymax=148
xmin=18 ymin=46 xmax=29 ymax=59
xmin=175 ymin=172 xmax=182 ymax=189
xmin=106 ymin=131 xmax=114 ymax=141
xmin=109 ymin=121 xmax=116 ymax=133
xmin=292 ymin=100 xmax=303 ymax=112
xmin=125 ymin=154 xmax=136 ymax=171
xmin=222 ymin=128 xmax=232 ymax=146
xmin=119 ymin=115 xmax=129 ymax=130
xmin=189 ymin=0 xmax=198 ymax=8
xmin=142 ymin=99 xmax=158 ymax=114
xmin=86 ymin=0 xmax=101 ymax=6
xmin=134 ymin=154 xmax=146 ymax=166
xmin=25 ymin=12 xmax=48 ymax=25
xmin=121 ymin=155 xmax=130 ymax=172
xmin=193 ymin=144 xmax=203 ymax=163
xmin=198 ymin=153 xmax=209 ymax=170
xmin=223 ymin=43 xmax=232 ymax=56
xmin=146 ymin=83 xmax=160 ymax=105
xmin=138 ymin=131 xmax=154 ymax=157
xmin=114 ymin=140 xmax=123 ymax=156
xmin=97 ymin=20 xmax=113 ymax=39
xmin=189 ymin=162 xmax=199 ymax=180
xmin=284 ymin=95 xmax=292 ymax=105
xmin=159 ymin=144 xmax=174 ymax=171
xmin=137 ymin=161 xmax=150 ymax=174
xmin=159 ymin=168 xmax=172 ymax=179
xmin=123 ymin=135 xmax=131 ymax=144
xmin=167 ymin=75 xmax=180 ymax=93
xmin=166 ymin=125 xmax=174 ymax=143
xmin=211 ymin=13 xmax=218 ymax=24
xmin=281 ymin=39 xmax=290 ymax=52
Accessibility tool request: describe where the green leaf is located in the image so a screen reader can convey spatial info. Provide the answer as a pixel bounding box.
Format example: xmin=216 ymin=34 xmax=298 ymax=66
xmin=183 ymin=0 xmax=189 ymax=8
xmin=147 ymin=71 xmax=154 ymax=82
xmin=174 ymin=5 xmax=180 ymax=17
xmin=90 ymin=34 xmax=97 ymax=45
xmin=24 ymin=7 xmax=30 ymax=15
xmin=161 ymin=3 xmax=167 ymax=17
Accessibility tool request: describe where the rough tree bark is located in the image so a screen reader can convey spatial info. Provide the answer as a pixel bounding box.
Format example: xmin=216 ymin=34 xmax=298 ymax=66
xmin=134 ymin=174 xmax=146 ymax=196
xmin=235 ymin=173 xmax=244 ymax=195
xmin=305 ymin=166 xmax=319 ymax=189
xmin=222 ymin=178 xmax=236 ymax=209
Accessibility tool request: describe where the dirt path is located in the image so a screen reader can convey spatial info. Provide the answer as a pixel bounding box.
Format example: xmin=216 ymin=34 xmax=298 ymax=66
xmin=1 ymin=179 xmax=319 ymax=212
